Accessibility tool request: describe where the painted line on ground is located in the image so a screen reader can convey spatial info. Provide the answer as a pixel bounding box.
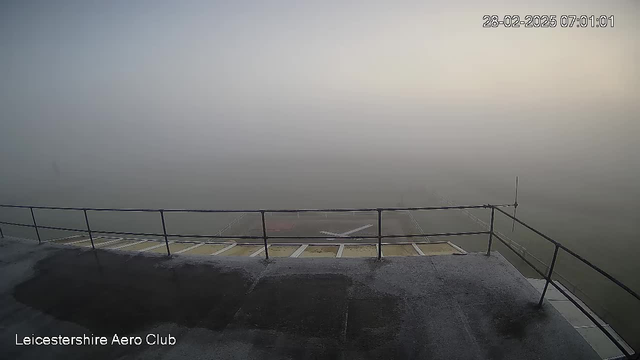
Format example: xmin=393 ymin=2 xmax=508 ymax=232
xmin=112 ymin=240 xmax=147 ymax=250
xmin=175 ymin=242 xmax=205 ymax=254
xmin=139 ymin=241 xmax=173 ymax=252
xmin=412 ymin=242 xmax=426 ymax=256
xmin=447 ymin=241 xmax=468 ymax=255
xmin=290 ymin=244 xmax=308 ymax=258
xmin=65 ymin=237 xmax=94 ymax=245
xmin=95 ymin=238 xmax=124 ymax=247
xmin=250 ymin=244 xmax=270 ymax=257
xmin=337 ymin=244 xmax=345 ymax=258
xmin=46 ymin=234 xmax=85 ymax=243
xmin=212 ymin=243 xmax=236 ymax=256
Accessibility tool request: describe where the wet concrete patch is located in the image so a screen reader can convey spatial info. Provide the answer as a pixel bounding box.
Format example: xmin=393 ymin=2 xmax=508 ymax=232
xmin=345 ymin=297 xmax=402 ymax=350
xmin=460 ymin=301 xmax=556 ymax=359
xmin=12 ymin=249 xmax=253 ymax=334
xmin=231 ymin=274 xmax=351 ymax=340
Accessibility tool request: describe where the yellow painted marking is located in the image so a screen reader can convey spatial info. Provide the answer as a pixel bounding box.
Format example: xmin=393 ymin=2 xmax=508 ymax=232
xmin=417 ymin=243 xmax=461 ymax=255
xmin=383 ymin=244 xmax=419 ymax=257
xmin=78 ymin=238 xmax=115 ymax=247
xmin=181 ymin=244 xmax=229 ymax=255
xmin=69 ymin=239 xmax=92 ymax=247
xmin=267 ymin=245 xmax=299 ymax=258
xmin=217 ymin=245 xmax=262 ymax=256
xmin=118 ymin=241 xmax=158 ymax=251
xmin=53 ymin=237 xmax=89 ymax=244
xmin=341 ymin=245 xmax=377 ymax=258
xmin=147 ymin=242 xmax=194 ymax=253
xmin=101 ymin=240 xmax=138 ymax=249
xmin=300 ymin=246 xmax=339 ymax=258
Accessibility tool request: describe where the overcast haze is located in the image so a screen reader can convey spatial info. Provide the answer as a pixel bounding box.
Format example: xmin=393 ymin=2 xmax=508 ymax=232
xmin=2 ymin=0 xmax=639 ymax=197
xmin=0 ymin=2 xmax=639 ymax=227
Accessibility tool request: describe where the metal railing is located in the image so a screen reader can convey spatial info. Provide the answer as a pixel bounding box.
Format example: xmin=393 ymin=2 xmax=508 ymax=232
xmin=491 ymin=207 xmax=638 ymax=359
xmin=0 ymin=202 xmax=637 ymax=358
xmin=0 ymin=203 xmax=508 ymax=257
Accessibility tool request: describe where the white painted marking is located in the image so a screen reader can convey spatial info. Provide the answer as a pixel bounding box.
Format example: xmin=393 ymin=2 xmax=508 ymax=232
xmin=319 ymin=224 xmax=372 ymax=239
xmin=139 ymin=241 xmax=173 ymax=252
xmin=212 ymin=243 xmax=236 ymax=255
xmin=320 ymin=231 xmax=339 ymax=240
xmin=412 ymin=243 xmax=426 ymax=256
xmin=250 ymin=245 xmax=269 ymax=257
xmin=447 ymin=241 xmax=468 ymax=255
xmin=48 ymin=234 xmax=85 ymax=243
xmin=94 ymin=238 xmax=124 ymax=247
xmin=175 ymin=242 xmax=205 ymax=254
xmin=66 ymin=237 xmax=95 ymax=245
xmin=341 ymin=224 xmax=373 ymax=235
xmin=337 ymin=244 xmax=345 ymax=258
xmin=291 ymin=244 xmax=308 ymax=258
xmin=112 ymin=240 xmax=147 ymax=250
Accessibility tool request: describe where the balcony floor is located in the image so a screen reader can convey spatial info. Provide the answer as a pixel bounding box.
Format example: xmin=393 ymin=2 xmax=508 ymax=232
xmin=0 ymin=237 xmax=599 ymax=360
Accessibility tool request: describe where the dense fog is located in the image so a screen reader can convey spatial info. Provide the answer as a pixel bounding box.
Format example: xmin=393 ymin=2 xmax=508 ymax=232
xmin=1 ymin=0 xmax=639 ymax=276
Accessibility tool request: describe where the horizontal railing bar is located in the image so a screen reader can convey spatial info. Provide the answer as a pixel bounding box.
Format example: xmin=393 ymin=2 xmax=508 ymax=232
xmin=0 ymin=220 xmax=489 ymax=241
xmin=88 ymin=230 xmax=263 ymax=239
xmin=379 ymin=231 xmax=490 ymax=238
xmin=79 ymin=230 xmax=166 ymax=237
xmin=166 ymin=233 xmax=263 ymax=239
xmin=494 ymin=206 xmax=640 ymax=303
xmin=494 ymin=207 xmax=559 ymax=245
xmin=30 ymin=224 xmax=86 ymax=233
xmin=492 ymin=233 xmax=546 ymax=278
xmin=549 ymin=279 xmax=632 ymax=357
xmin=0 ymin=203 xmax=513 ymax=213
xmin=0 ymin=220 xmax=36 ymax=228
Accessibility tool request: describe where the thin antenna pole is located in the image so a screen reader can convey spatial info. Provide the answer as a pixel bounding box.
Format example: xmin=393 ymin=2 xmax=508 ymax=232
xmin=511 ymin=176 xmax=519 ymax=232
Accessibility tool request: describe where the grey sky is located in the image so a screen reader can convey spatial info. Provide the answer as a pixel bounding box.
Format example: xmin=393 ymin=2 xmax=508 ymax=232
xmin=1 ymin=0 xmax=638 ymax=192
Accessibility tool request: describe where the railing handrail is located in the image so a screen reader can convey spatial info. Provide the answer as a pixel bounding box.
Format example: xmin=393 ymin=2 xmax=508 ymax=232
xmin=491 ymin=205 xmax=637 ymax=358
xmin=0 ymin=203 xmax=515 ymax=213
xmin=493 ymin=206 xmax=640 ymax=303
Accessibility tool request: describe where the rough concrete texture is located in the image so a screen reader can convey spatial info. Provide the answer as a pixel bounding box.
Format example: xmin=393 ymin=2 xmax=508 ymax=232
xmin=0 ymin=237 xmax=600 ymax=360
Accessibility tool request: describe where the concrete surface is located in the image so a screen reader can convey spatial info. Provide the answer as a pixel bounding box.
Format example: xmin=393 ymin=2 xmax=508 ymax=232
xmin=0 ymin=237 xmax=600 ymax=360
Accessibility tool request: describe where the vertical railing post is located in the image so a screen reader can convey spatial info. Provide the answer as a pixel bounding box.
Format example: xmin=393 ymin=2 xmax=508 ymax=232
xmin=84 ymin=209 xmax=95 ymax=249
xmin=261 ymin=210 xmax=269 ymax=259
xmin=377 ymin=209 xmax=382 ymax=260
xmin=30 ymin=207 xmax=41 ymax=244
xmin=0 ymin=223 xmax=4 ymax=238
xmin=160 ymin=210 xmax=170 ymax=256
xmin=538 ymin=245 xmax=560 ymax=307
xmin=487 ymin=206 xmax=495 ymax=255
